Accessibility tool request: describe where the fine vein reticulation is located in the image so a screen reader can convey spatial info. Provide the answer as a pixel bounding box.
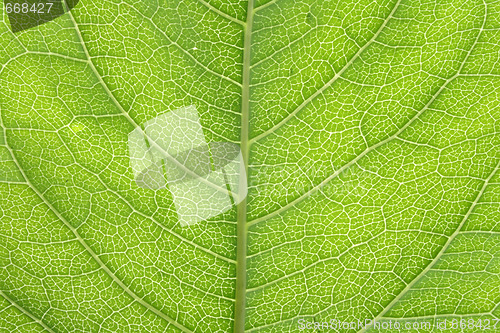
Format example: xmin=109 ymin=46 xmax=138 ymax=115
xmin=0 ymin=0 xmax=499 ymax=332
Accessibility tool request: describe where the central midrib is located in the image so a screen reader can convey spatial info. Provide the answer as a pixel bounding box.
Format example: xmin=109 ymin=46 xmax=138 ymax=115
xmin=234 ymin=0 xmax=255 ymax=332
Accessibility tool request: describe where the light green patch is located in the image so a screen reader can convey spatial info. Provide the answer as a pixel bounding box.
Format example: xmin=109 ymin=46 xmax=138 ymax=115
xmin=0 ymin=0 xmax=499 ymax=332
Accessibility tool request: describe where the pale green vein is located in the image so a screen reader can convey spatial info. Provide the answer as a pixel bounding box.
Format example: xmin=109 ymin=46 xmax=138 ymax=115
xmin=358 ymin=159 xmax=500 ymax=333
xmin=234 ymin=0 xmax=254 ymax=331
xmin=0 ymin=180 xmax=26 ymax=184
xmin=64 ymin=10 xmax=237 ymax=264
xmin=245 ymin=5 xmax=488 ymax=307
xmin=0 ymin=290 xmax=56 ymax=333
xmin=459 ymin=74 xmax=500 ymax=77
xmin=248 ymin=0 xmax=402 ymax=144
xmin=250 ymin=26 xmax=317 ymax=69
xmin=246 ymin=228 xmax=445 ymax=259
xmin=358 ymin=11 xmax=492 ymax=330
xmin=461 ymin=231 xmax=500 ymax=235
xmin=245 ymin=229 xmax=388 ymax=293
xmin=253 ymin=0 xmax=280 ymax=13
xmin=123 ymin=3 xmax=243 ymax=87
xmin=2 ymin=135 xmax=193 ymax=333
xmin=52 ymin=102 xmax=236 ymax=264
xmin=55 ymin=121 xmax=240 ymax=267
xmin=247 ymin=171 xmax=499 ymax=332
xmin=0 ymin=0 xmax=497 ymax=332
xmin=247 ymin=0 xmax=487 ymax=227
xmin=196 ymin=0 xmax=245 ymax=26
xmin=492 ymin=303 xmax=500 ymax=318
xmin=25 ymin=51 xmax=88 ymax=63
xmin=64 ymin=12 xmax=242 ymax=202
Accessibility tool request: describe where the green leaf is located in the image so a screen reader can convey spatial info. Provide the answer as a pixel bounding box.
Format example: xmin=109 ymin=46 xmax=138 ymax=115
xmin=0 ymin=0 xmax=499 ymax=332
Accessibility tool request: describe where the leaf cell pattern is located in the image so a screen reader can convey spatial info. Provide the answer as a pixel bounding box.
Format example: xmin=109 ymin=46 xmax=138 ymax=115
xmin=0 ymin=0 xmax=499 ymax=332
